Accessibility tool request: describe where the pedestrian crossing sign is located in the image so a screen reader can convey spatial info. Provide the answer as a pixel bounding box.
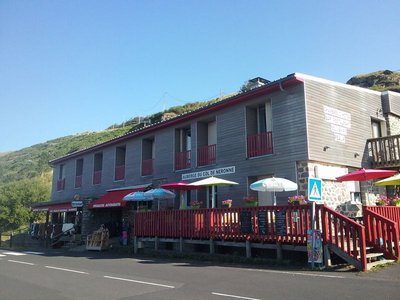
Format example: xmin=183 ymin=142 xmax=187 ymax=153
xmin=308 ymin=178 xmax=322 ymax=201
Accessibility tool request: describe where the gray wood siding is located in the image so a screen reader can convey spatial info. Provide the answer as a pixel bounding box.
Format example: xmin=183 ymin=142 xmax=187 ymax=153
xmin=304 ymin=78 xmax=382 ymax=167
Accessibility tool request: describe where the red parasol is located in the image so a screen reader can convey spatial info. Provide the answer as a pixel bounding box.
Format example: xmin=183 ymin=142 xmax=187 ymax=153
xmin=161 ymin=181 xmax=200 ymax=190
xmin=336 ymin=168 xmax=397 ymax=182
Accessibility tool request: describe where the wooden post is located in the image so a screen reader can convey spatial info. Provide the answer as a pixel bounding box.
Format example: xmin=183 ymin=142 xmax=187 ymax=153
xmin=179 ymin=237 xmax=184 ymax=253
xmin=154 ymin=236 xmax=159 ymax=251
xmin=10 ymin=232 xmax=13 ymax=249
xmin=209 ymin=238 xmax=215 ymax=254
xmin=133 ymin=236 xmax=138 ymax=254
xmin=276 ymin=241 xmax=282 ymax=261
xmin=324 ymin=244 xmax=331 ymax=268
xmin=246 ymin=240 xmax=251 ymax=258
xmin=0 ymin=232 xmax=2 ymax=247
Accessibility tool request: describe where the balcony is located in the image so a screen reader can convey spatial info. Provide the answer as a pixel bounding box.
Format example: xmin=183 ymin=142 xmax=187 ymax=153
xmin=115 ymin=164 xmax=125 ymax=181
xmin=142 ymin=158 xmax=154 ymax=176
xmin=57 ymin=178 xmax=65 ymax=191
xmin=247 ymin=131 xmax=273 ymax=158
xmin=75 ymin=175 xmax=82 ymax=188
xmin=197 ymin=144 xmax=216 ymax=167
xmin=175 ymin=150 xmax=191 ymax=170
xmin=93 ymin=170 xmax=102 ymax=185
xmin=368 ymin=134 xmax=400 ymax=168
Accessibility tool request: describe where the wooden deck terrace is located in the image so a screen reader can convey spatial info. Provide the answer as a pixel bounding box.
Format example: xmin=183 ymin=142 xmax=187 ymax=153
xmin=133 ymin=204 xmax=400 ymax=271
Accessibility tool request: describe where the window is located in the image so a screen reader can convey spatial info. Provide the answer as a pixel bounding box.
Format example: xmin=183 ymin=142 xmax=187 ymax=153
xmin=75 ymin=159 xmax=83 ymax=188
xmin=93 ymin=152 xmax=103 ymax=185
xmin=115 ymin=146 xmax=126 ymax=181
xmin=197 ymin=120 xmax=217 ymax=167
xmin=371 ymin=120 xmax=382 ymax=138
xmin=247 ymin=99 xmax=273 ymax=158
xmin=175 ymin=127 xmax=191 ymax=170
xmin=142 ymin=138 xmax=154 ymax=176
xmin=57 ymin=164 xmax=65 ymax=191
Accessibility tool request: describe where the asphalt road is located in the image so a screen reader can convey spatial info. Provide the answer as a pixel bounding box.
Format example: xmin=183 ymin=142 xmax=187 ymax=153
xmin=0 ymin=248 xmax=399 ymax=300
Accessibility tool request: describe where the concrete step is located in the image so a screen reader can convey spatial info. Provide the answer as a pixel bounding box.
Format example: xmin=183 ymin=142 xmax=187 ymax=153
xmin=367 ymin=259 xmax=395 ymax=270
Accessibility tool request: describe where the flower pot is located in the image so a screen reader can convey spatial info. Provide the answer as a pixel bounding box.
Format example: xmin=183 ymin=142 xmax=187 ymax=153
xmin=222 ymin=203 xmax=232 ymax=208
xmin=245 ymin=201 xmax=258 ymax=207
xmin=290 ymin=201 xmax=300 ymax=205
xmin=191 ymin=205 xmax=201 ymax=209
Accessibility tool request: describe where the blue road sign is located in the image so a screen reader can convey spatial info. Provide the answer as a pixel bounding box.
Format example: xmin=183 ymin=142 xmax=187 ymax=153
xmin=308 ymin=178 xmax=322 ymax=201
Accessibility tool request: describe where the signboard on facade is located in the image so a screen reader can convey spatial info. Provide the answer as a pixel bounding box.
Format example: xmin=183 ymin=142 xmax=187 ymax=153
xmin=71 ymin=200 xmax=83 ymax=208
xmin=182 ymin=166 xmax=235 ymax=181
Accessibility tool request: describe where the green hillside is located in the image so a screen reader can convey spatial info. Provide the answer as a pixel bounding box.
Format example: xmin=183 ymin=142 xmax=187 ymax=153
xmin=347 ymin=70 xmax=400 ymax=92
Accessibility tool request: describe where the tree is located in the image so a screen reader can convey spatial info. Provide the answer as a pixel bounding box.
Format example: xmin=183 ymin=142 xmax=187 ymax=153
xmin=0 ymin=173 xmax=51 ymax=232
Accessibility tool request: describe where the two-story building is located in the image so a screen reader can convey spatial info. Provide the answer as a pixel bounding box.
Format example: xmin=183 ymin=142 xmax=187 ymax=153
xmin=32 ymin=72 xmax=400 ymax=238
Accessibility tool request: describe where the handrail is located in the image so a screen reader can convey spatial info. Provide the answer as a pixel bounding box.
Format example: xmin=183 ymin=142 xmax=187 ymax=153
xmin=321 ymin=205 xmax=367 ymax=271
xmin=50 ymin=226 xmax=76 ymax=247
xmin=363 ymin=207 xmax=400 ymax=260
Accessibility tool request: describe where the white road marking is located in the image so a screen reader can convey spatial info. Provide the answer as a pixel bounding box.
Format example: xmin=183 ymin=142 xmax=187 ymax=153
xmin=24 ymin=251 xmax=45 ymax=255
xmin=212 ymin=292 xmax=261 ymax=300
xmin=45 ymin=266 xmax=89 ymax=274
xmin=8 ymin=260 xmax=35 ymax=266
xmin=0 ymin=254 xmax=6 ymax=257
xmin=244 ymin=268 xmax=345 ymax=279
xmin=104 ymin=275 xmax=175 ymax=289
xmin=3 ymin=251 xmax=26 ymax=256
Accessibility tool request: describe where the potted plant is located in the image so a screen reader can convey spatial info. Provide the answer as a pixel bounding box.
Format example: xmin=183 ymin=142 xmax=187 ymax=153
xmin=376 ymin=195 xmax=389 ymax=206
xmin=190 ymin=200 xmax=202 ymax=209
xmin=222 ymin=199 xmax=233 ymax=208
xmin=243 ymin=196 xmax=258 ymax=206
xmin=288 ymin=195 xmax=307 ymax=205
xmin=390 ymin=197 xmax=400 ymax=206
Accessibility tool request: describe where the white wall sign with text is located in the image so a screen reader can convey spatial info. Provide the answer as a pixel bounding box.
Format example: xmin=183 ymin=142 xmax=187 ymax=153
xmin=182 ymin=166 xmax=236 ymax=180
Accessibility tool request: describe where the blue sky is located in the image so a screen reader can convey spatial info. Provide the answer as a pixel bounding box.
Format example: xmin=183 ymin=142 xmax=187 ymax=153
xmin=1 ymin=0 xmax=399 ymax=152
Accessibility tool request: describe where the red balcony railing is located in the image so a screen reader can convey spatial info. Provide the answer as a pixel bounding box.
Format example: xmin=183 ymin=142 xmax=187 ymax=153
xmin=175 ymin=150 xmax=191 ymax=170
xmin=197 ymin=144 xmax=216 ymax=167
xmin=93 ymin=170 xmax=102 ymax=185
xmin=142 ymin=159 xmax=154 ymax=176
xmin=115 ymin=164 xmax=125 ymax=181
xmin=57 ymin=178 xmax=65 ymax=191
xmin=247 ymin=131 xmax=273 ymax=158
xmin=75 ymin=175 xmax=82 ymax=188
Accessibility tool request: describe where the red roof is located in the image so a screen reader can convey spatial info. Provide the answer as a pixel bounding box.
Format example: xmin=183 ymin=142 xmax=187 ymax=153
xmin=88 ymin=187 xmax=146 ymax=209
xmin=31 ymin=202 xmax=77 ymax=213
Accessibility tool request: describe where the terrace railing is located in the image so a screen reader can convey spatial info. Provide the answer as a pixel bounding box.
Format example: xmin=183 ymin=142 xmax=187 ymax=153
xmin=57 ymin=178 xmax=65 ymax=191
xmin=142 ymin=159 xmax=154 ymax=176
xmin=115 ymin=164 xmax=125 ymax=181
xmin=175 ymin=150 xmax=191 ymax=170
xmin=367 ymin=134 xmax=400 ymax=168
xmin=75 ymin=175 xmax=82 ymax=188
xmin=363 ymin=206 xmax=400 ymax=260
xmin=93 ymin=170 xmax=102 ymax=185
xmin=247 ymin=131 xmax=273 ymax=158
xmin=197 ymin=144 xmax=216 ymax=167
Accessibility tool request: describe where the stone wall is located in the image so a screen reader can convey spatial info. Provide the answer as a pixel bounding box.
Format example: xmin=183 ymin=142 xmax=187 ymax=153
xmin=387 ymin=114 xmax=400 ymax=135
xmin=296 ymin=161 xmax=365 ymax=217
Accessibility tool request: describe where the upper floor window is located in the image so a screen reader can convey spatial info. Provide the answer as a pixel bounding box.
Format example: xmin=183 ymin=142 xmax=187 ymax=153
xmin=93 ymin=152 xmax=103 ymax=185
xmin=57 ymin=164 xmax=65 ymax=191
xmin=247 ymin=100 xmax=273 ymax=158
xmin=142 ymin=137 xmax=154 ymax=176
xmin=175 ymin=127 xmax=191 ymax=170
xmin=371 ymin=120 xmax=382 ymax=138
xmin=75 ymin=159 xmax=83 ymax=188
xmin=197 ymin=119 xmax=217 ymax=167
xmin=115 ymin=145 xmax=126 ymax=181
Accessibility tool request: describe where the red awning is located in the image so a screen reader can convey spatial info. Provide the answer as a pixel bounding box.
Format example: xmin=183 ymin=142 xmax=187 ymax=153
xmin=31 ymin=202 xmax=77 ymax=213
xmin=88 ymin=187 xmax=148 ymax=209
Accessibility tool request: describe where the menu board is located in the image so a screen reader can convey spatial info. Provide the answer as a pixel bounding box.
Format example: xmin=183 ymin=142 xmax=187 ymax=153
xmin=240 ymin=211 xmax=253 ymax=234
xmin=257 ymin=211 xmax=268 ymax=235
xmin=275 ymin=209 xmax=287 ymax=236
